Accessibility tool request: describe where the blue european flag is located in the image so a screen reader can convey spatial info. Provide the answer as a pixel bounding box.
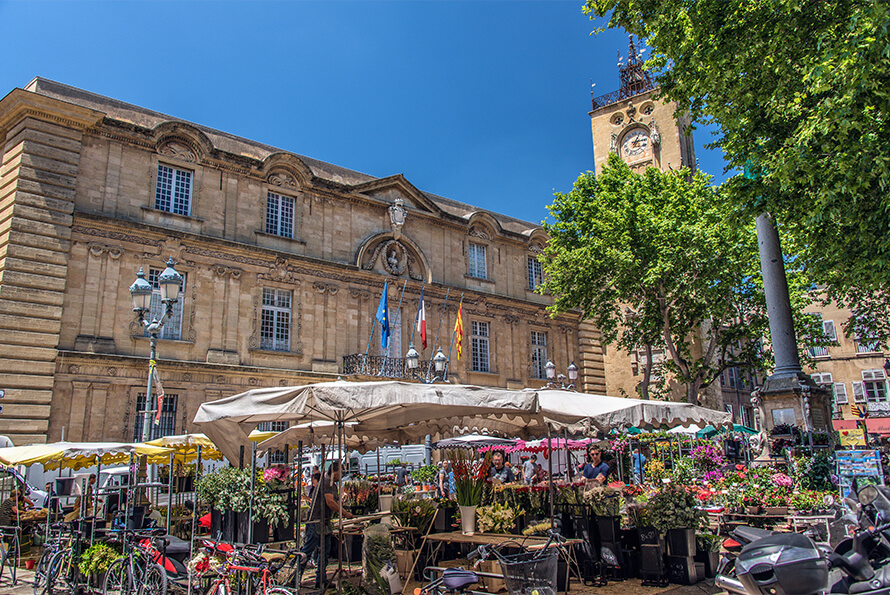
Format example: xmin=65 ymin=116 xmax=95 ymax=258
xmin=376 ymin=281 xmax=390 ymax=349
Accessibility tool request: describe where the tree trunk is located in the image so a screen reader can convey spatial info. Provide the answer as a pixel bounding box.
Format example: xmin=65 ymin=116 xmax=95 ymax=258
xmin=640 ymin=344 xmax=653 ymax=400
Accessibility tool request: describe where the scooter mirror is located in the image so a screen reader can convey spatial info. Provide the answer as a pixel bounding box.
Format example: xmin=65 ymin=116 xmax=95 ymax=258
xmin=824 ymin=494 xmax=835 ymax=507
xmin=859 ymin=485 xmax=879 ymax=506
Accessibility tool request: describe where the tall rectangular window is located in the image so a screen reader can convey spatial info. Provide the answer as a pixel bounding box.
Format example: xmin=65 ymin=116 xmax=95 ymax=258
xmin=527 ymin=256 xmax=543 ymax=290
xmin=807 ymin=315 xmax=835 ymax=357
xmin=133 ymin=392 xmax=177 ymax=441
xmin=863 ymin=369 xmax=888 ymax=402
xmin=834 ymin=383 xmax=848 ymax=405
xmin=471 ymin=320 xmax=490 ymax=373
xmin=261 ymin=288 xmax=291 ymax=351
xmin=144 ymin=268 xmax=186 ymax=340
xmin=266 ymin=192 xmax=295 ymax=238
xmin=468 ymin=243 xmax=487 ymax=279
xmin=530 ymin=331 xmax=547 ymax=379
xmin=155 ymin=164 xmax=192 ymax=216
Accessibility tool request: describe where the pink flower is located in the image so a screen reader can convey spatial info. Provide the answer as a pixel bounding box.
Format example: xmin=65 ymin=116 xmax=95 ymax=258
xmin=771 ymin=473 xmax=793 ymax=488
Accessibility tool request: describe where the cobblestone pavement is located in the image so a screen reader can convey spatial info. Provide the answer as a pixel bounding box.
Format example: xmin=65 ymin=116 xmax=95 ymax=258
xmin=0 ymin=568 xmax=726 ymax=595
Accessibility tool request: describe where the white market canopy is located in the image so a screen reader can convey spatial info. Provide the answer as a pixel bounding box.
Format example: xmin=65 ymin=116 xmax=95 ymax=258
xmin=194 ymin=380 xmax=538 ymax=463
xmin=194 ymin=380 xmax=730 ymax=462
xmin=431 ymin=434 xmax=519 ymax=450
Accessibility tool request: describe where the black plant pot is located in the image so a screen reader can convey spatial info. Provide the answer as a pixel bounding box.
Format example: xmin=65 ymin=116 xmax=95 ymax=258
xmin=666 ymin=528 xmax=696 ymax=557
xmin=596 ymin=516 xmax=621 ymax=543
xmin=695 ymin=550 xmax=720 ymax=578
xmin=213 ymin=508 xmax=270 ymax=543
xmin=637 ymin=526 xmax=663 ymax=547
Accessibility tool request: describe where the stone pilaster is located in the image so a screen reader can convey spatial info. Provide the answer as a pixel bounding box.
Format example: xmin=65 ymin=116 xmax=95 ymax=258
xmin=578 ymin=320 xmax=607 ymax=394
xmin=0 ymin=89 xmax=102 ymax=443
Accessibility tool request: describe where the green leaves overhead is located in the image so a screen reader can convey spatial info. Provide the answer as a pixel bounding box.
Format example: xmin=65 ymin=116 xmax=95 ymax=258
xmin=586 ymin=0 xmax=890 ymax=342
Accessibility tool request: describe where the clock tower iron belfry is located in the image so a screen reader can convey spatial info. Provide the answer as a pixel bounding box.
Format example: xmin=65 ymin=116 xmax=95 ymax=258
xmin=589 ymin=37 xmax=696 ymax=175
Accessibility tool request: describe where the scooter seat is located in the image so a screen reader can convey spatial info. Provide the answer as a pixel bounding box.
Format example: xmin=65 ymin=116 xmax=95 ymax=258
xmin=443 ymin=568 xmax=479 ymax=590
xmin=160 ymin=534 xmax=192 ymax=555
xmin=733 ymin=526 xmax=776 ymax=544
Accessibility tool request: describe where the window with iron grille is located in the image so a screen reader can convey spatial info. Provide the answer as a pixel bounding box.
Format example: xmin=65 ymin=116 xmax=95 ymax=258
xmin=530 ymin=331 xmax=547 ymax=379
xmin=144 ymin=268 xmax=186 ymax=341
xmin=468 ymin=243 xmax=487 ymax=279
xmin=266 ymin=192 xmax=295 ymax=238
xmin=261 ymin=289 xmax=291 ymax=351
xmin=258 ymin=421 xmax=290 ymax=464
xmin=527 ymin=256 xmax=543 ymax=290
xmin=155 ymin=164 xmax=192 ymax=216
xmin=471 ymin=320 xmax=490 ymax=373
xmin=133 ymin=392 xmax=177 ymax=441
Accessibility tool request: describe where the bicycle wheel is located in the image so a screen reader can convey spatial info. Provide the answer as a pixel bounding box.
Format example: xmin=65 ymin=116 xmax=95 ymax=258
xmin=104 ymin=557 xmax=135 ymax=595
xmin=138 ymin=562 xmax=167 ymax=595
xmin=44 ymin=550 xmax=70 ymax=595
xmin=32 ymin=547 xmax=54 ymax=595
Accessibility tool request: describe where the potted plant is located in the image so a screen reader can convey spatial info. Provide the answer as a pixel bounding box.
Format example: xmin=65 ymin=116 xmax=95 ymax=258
xmin=743 ymin=492 xmax=763 ymax=515
xmin=79 ymin=543 xmax=120 ymax=586
xmin=449 ymin=450 xmax=488 ymax=535
xmin=196 ymin=466 xmax=287 ymax=543
xmin=695 ymin=533 xmax=722 ymax=578
xmin=647 ymin=483 xmax=706 ymax=556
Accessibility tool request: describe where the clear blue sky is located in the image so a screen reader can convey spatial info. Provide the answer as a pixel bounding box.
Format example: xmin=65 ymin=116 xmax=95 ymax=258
xmin=1 ymin=0 xmax=728 ymax=225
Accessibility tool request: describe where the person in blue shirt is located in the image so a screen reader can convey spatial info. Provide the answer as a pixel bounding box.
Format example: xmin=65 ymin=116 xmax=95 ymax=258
xmin=632 ymin=448 xmax=647 ymax=484
xmin=581 ymin=445 xmax=610 ymax=483
xmin=490 ymin=451 xmax=515 ymax=483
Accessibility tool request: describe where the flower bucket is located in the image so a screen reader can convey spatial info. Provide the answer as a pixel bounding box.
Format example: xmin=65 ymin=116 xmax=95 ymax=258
xmin=745 ymin=506 xmax=762 ymax=515
xmin=459 ymin=505 xmax=477 ymax=535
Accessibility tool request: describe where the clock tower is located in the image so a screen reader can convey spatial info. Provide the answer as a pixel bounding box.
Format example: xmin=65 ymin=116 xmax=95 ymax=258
xmin=589 ymin=38 xmax=696 ymax=175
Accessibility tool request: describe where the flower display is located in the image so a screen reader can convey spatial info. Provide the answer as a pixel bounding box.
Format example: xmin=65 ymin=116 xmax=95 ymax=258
xmin=476 ymin=502 xmax=523 ymax=534
xmin=690 ymin=443 xmax=726 ymax=472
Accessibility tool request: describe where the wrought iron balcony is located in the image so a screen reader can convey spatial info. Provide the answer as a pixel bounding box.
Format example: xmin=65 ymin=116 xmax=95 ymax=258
xmin=342 ymin=353 xmax=434 ymax=379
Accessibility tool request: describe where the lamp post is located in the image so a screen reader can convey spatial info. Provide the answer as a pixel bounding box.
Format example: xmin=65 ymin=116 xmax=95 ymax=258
xmin=404 ymin=345 xmax=449 ymax=383
xmin=545 ymin=360 xmax=578 ymax=390
xmin=129 ymin=258 xmax=183 ymax=442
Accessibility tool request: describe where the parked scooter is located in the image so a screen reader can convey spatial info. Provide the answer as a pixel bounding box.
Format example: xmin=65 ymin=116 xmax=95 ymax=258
xmin=716 ymin=485 xmax=890 ymax=594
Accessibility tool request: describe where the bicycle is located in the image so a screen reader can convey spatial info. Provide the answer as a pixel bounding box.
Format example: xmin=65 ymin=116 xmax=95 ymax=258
xmin=0 ymin=524 xmax=22 ymax=587
xmin=475 ymin=531 xmax=568 ymax=595
xmin=203 ymin=542 xmax=299 ymax=595
xmin=41 ymin=519 xmax=95 ymax=595
xmin=102 ymin=528 xmax=168 ymax=595
xmin=32 ymin=522 xmax=72 ymax=595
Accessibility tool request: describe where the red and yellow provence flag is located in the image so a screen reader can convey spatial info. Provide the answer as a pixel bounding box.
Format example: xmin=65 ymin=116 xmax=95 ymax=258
xmin=454 ymin=305 xmax=464 ymax=360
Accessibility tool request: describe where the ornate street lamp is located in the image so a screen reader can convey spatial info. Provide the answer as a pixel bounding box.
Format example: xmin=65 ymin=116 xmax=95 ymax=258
xmin=129 ymin=258 xmax=183 ymax=442
xmin=404 ymin=345 xmax=449 ymax=383
xmin=545 ymin=360 xmax=578 ymax=390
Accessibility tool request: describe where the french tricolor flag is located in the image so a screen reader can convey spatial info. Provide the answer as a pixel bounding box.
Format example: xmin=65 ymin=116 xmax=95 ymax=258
xmin=416 ymin=288 xmax=427 ymax=350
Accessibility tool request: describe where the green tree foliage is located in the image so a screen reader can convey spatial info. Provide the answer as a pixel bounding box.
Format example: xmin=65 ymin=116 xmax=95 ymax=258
xmin=585 ymin=0 xmax=890 ymax=344
xmin=540 ymin=155 xmax=826 ymax=403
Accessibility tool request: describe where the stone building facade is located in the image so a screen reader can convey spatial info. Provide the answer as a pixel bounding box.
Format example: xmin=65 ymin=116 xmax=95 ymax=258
xmin=0 ymin=78 xmax=604 ymax=446
xmin=803 ymin=300 xmax=889 ymax=434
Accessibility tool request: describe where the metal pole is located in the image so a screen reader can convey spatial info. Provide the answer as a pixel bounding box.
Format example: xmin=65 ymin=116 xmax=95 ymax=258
xmin=318 ymin=442 xmax=326 ymax=590
xmin=141 ymin=338 xmax=158 ymax=443
xmin=188 ymin=445 xmax=201 ymax=595
xmin=426 ymin=287 xmax=450 ymax=381
xmin=248 ymin=440 xmax=257 ymax=543
xmin=443 ymin=293 xmax=464 ymax=381
xmin=337 ymin=422 xmax=344 ymax=595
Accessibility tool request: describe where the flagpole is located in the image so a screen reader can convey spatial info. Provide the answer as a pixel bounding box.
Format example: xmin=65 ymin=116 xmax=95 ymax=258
xmin=382 ymin=279 xmax=409 ymax=376
xmin=426 ymin=287 xmax=450 ymax=382
xmin=360 ymin=291 xmax=379 ymax=376
xmin=408 ymin=280 xmax=425 ymax=348
xmin=443 ymin=293 xmax=464 ymax=381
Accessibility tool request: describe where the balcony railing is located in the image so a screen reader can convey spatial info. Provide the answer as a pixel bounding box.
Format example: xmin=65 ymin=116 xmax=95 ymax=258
xmin=342 ymin=353 xmax=436 ymax=379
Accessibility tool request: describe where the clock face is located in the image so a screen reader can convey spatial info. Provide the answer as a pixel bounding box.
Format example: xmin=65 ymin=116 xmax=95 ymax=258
xmin=621 ymin=129 xmax=650 ymax=159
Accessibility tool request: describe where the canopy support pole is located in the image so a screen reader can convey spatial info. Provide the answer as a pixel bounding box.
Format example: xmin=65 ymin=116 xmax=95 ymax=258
xmin=547 ymin=425 xmax=554 ymax=526
xmin=248 ymin=440 xmax=257 ymax=543
xmin=295 ymin=439 xmax=303 ymax=592
xmin=166 ymin=452 xmax=174 ymax=535
xmin=337 ymin=421 xmax=344 ymax=595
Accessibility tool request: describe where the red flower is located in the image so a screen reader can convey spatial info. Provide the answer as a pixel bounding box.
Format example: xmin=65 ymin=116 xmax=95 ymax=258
xmin=736 ymin=464 xmax=745 ymax=471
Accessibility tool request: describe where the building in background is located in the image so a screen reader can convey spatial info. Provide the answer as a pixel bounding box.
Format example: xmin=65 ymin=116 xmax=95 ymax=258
xmin=803 ymin=300 xmax=889 ymax=435
xmin=0 ymin=78 xmax=596 ymax=445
